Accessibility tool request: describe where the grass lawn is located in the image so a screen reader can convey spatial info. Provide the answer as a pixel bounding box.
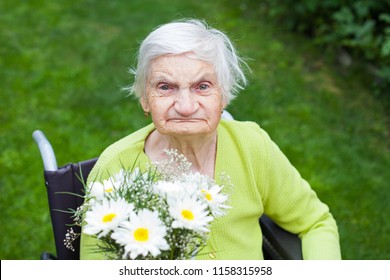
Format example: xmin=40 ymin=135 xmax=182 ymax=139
xmin=1 ymin=0 xmax=389 ymax=259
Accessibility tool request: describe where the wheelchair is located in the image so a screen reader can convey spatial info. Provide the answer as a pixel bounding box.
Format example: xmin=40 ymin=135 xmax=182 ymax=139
xmin=33 ymin=112 xmax=302 ymax=260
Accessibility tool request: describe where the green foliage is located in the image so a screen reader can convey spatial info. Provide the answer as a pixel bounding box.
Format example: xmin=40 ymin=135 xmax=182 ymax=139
xmin=260 ymin=0 xmax=390 ymax=98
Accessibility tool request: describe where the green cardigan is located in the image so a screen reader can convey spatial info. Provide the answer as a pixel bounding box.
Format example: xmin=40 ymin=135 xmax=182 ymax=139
xmin=80 ymin=120 xmax=341 ymax=260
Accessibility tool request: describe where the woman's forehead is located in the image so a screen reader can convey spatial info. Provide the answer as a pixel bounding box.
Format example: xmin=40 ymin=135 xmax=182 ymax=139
xmin=148 ymin=54 xmax=216 ymax=82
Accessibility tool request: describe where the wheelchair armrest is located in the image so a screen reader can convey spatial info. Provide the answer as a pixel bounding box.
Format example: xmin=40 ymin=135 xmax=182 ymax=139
xmin=260 ymin=215 xmax=303 ymax=260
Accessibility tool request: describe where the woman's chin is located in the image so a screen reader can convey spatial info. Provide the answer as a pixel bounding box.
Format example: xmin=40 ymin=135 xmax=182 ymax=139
xmin=159 ymin=122 xmax=214 ymax=137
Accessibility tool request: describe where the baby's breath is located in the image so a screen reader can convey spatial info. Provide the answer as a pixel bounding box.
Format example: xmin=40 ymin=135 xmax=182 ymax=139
xmin=154 ymin=149 xmax=192 ymax=181
xmin=63 ymin=228 xmax=80 ymax=252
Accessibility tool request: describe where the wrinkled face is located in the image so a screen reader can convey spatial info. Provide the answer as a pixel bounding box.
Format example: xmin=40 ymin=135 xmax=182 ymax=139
xmin=141 ymin=54 xmax=226 ymax=137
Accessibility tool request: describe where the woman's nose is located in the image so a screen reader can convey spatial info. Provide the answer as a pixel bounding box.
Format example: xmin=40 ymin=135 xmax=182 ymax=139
xmin=174 ymin=89 xmax=199 ymax=117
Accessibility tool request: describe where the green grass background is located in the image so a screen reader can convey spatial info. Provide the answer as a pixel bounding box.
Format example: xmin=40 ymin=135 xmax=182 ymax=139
xmin=1 ymin=0 xmax=389 ymax=259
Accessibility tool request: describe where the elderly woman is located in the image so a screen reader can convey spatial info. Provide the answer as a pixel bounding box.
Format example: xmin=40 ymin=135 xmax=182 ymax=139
xmin=80 ymin=19 xmax=341 ymax=260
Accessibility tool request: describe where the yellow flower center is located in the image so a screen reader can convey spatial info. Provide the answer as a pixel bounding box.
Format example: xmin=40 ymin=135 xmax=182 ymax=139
xmin=202 ymin=190 xmax=212 ymax=201
xmin=134 ymin=228 xmax=149 ymax=242
xmin=102 ymin=213 xmax=116 ymax=223
xmin=181 ymin=209 xmax=194 ymax=220
xmin=105 ymin=187 xmax=113 ymax=193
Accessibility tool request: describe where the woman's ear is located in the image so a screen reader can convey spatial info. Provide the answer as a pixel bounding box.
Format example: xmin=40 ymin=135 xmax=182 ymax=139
xmin=140 ymin=95 xmax=150 ymax=113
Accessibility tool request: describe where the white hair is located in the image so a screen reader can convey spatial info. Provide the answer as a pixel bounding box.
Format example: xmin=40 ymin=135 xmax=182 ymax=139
xmin=125 ymin=19 xmax=248 ymax=104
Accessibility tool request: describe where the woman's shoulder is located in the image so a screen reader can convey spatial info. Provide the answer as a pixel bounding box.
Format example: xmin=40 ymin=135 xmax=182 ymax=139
xmin=101 ymin=124 xmax=154 ymax=157
xmin=219 ymin=119 xmax=275 ymax=158
xmin=219 ymin=119 xmax=268 ymax=139
xmin=88 ymin=123 xmax=155 ymax=181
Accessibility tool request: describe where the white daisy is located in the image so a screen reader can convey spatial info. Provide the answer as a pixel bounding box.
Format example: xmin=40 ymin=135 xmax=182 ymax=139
xmin=200 ymin=184 xmax=230 ymax=217
xmin=111 ymin=209 xmax=169 ymax=259
xmin=153 ymin=181 xmax=187 ymax=199
xmin=87 ymin=177 xmax=121 ymax=200
xmin=182 ymin=172 xmax=210 ymax=187
xmin=168 ymin=196 xmax=214 ymax=233
xmin=83 ymin=197 xmax=134 ymax=238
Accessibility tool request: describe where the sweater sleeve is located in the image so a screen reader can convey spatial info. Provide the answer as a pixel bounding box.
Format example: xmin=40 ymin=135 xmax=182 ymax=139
xmin=258 ymin=127 xmax=341 ymax=260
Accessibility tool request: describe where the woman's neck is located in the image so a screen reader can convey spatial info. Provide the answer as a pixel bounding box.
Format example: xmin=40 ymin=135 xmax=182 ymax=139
xmin=144 ymin=130 xmax=218 ymax=178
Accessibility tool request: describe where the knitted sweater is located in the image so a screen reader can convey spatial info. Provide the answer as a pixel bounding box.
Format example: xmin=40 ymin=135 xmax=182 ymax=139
xmin=80 ymin=120 xmax=341 ymax=260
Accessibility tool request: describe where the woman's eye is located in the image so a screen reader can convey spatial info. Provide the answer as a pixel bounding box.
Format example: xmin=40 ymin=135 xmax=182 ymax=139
xmin=198 ymin=83 xmax=210 ymax=90
xmin=159 ymin=84 xmax=171 ymax=91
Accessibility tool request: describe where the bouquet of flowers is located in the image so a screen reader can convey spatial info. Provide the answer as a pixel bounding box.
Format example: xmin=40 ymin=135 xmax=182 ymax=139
xmin=65 ymin=149 xmax=231 ymax=260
